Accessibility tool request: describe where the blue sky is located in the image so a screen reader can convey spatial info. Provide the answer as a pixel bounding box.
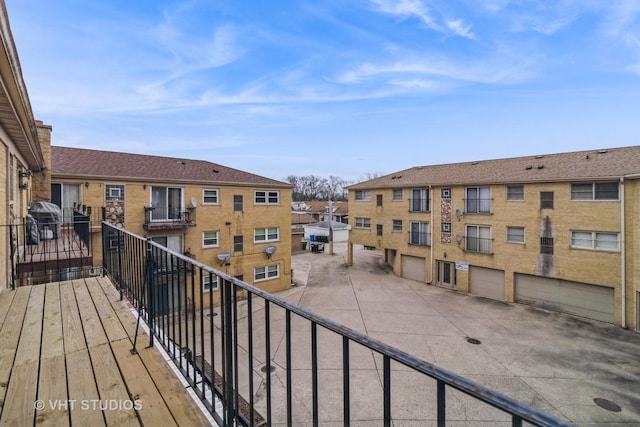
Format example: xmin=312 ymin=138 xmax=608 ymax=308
xmin=6 ymin=0 xmax=640 ymax=182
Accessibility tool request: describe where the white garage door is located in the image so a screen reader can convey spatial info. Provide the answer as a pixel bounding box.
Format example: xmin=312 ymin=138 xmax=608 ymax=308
xmin=515 ymin=274 xmax=614 ymax=323
xmin=401 ymin=255 xmax=426 ymax=283
xmin=469 ymin=267 xmax=505 ymax=301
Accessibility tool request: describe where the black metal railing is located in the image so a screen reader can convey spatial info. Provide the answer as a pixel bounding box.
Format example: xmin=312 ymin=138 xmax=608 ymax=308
xmin=144 ymin=206 xmax=196 ymax=228
xmin=408 ymin=198 xmax=430 ymax=212
xmin=4 ymin=207 xmax=101 ymax=288
xmin=101 ymin=221 xmax=569 ymax=427
xmin=409 ymin=231 xmax=431 ymax=246
xmin=464 ymin=198 xmax=492 ymax=214
xmin=465 ymin=236 xmax=493 ymax=254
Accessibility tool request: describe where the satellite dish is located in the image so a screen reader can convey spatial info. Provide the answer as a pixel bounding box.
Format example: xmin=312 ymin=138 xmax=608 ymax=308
xmin=191 ymin=197 xmax=197 ymax=208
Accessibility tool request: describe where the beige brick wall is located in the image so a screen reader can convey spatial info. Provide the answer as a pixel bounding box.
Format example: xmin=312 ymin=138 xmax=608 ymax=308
xmin=32 ymin=122 xmax=52 ymax=203
xmin=350 ymin=179 xmax=637 ymax=328
xmin=63 ymin=178 xmax=292 ymax=308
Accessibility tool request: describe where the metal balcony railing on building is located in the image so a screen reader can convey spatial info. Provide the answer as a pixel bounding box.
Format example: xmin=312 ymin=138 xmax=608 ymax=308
xmin=6 ymin=206 xmax=102 ymax=288
xmin=101 ymin=221 xmax=569 ymax=427
xmin=465 ymin=236 xmax=493 ymax=254
xmin=409 ymin=231 xmax=431 ymax=246
xmin=143 ymin=206 xmax=196 ymax=230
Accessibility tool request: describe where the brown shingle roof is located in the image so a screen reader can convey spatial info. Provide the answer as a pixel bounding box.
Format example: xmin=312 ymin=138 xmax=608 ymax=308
xmin=348 ymin=146 xmax=640 ymax=190
xmin=52 ymin=146 xmax=291 ymax=187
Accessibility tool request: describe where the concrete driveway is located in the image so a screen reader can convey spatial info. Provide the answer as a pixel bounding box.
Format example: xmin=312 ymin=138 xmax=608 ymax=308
xmin=275 ymin=242 xmax=640 ymax=426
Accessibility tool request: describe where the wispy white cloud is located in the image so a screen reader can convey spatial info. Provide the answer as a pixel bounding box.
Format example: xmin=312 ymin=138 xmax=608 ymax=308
xmin=369 ymin=0 xmax=476 ymax=39
xmin=446 ymin=19 xmax=475 ymax=39
xmin=369 ymin=0 xmax=439 ymax=30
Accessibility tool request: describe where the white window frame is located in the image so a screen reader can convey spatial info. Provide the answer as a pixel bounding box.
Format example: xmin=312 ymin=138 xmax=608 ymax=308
xmin=202 ymin=188 xmax=219 ymax=205
xmin=571 ymin=231 xmax=619 ymax=251
xmin=202 ymin=274 xmax=219 ymax=292
xmin=105 ymin=184 xmax=125 ymax=201
xmin=465 ymin=187 xmax=491 ymax=214
xmin=465 ymin=225 xmax=492 ymax=253
xmin=409 ymin=221 xmax=430 ymax=246
xmin=571 ymin=182 xmax=619 ymax=201
xmin=355 ymin=217 xmax=371 ymax=229
xmin=506 ymin=185 xmax=524 ymax=201
xmin=392 ymin=220 xmax=402 ymax=232
xmin=392 ymin=189 xmax=403 ymax=201
xmin=255 ymin=190 xmax=280 ymax=205
xmin=354 ymin=190 xmax=371 ymax=201
xmin=254 ymin=264 xmax=279 ymax=282
xmin=506 ymin=226 xmax=525 ymax=243
xmin=254 ymin=227 xmax=279 ymax=243
xmin=202 ymin=231 xmax=220 ymax=248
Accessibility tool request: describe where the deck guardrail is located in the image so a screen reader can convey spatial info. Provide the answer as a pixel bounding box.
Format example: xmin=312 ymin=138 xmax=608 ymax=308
xmin=101 ymin=221 xmax=571 ymax=427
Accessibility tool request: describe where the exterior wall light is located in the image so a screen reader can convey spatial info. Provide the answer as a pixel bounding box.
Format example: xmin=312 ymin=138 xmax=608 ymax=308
xmin=18 ymin=170 xmax=31 ymax=189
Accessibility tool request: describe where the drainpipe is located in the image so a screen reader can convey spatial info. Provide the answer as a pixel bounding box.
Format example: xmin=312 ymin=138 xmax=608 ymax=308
xmin=620 ymin=177 xmax=627 ymax=328
xmin=428 ymin=185 xmax=434 ymax=284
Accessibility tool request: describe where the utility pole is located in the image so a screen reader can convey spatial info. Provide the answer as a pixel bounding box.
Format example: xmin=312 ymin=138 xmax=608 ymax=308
xmin=328 ymin=199 xmax=334 ymax=255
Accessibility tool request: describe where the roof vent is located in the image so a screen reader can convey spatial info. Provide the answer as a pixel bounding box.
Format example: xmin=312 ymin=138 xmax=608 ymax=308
xmin=472 ymin=161 xmax=479 ymax=165
xmin=598 ymin=150 xmax=608 ymax=154
xmin=177 ymin=160 xmax=185 ymax=165
xmin=526 ymin=165 xmax=533 ymax=170
xmin=213 ymin=168 xmax=220 ymax=173
xmin=535 ymin=155 xmax=543 ymax=159
xmin=537 ymin=165 xmax=544 ymax=170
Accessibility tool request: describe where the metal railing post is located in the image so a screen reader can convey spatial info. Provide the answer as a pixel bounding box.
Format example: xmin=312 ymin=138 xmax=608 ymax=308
xmin=222 ymin=279 xmax=235 ymax=425
xmin=146 ymin=239 xmax=155 ymax=348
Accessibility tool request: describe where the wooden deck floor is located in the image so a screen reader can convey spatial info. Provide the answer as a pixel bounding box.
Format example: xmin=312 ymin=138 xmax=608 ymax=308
xmin=0 ymin=277 xmax=213 ymax=426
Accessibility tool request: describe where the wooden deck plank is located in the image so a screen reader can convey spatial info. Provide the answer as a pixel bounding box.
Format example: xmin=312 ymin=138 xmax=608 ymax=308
xmin=35 ymin=355 xmax=69 ymax=426
xmin=0 ymin=287 xmax=30 ymax=408
xmin=89 ymin=342 xmax=140 ymax=426
xmin=86 ymin=279 xmax=129 ymax=343
xmin=0 ymin=290 xmax=16 ymax=327
xmin=66 ymin=349 xmax=105 ymax=427
xmin=0 ymin=362 xmax=38 ymax=426
xmin=110 ymin=339 xmax=178 ymax=427
xmin=72 ymin=280 xmax=108 ymax=347
xmin=59 ymin=282 xmax=86 ymax=354
xmin=14 ymin=285 xmax=45 ymax=366
xmin=41 ymin=283 xmax=64 ymax=360
xmin=137 ymin=345 xmax=214 ymax=426
xmin=96 ymin=277 xmax=145 ymax=341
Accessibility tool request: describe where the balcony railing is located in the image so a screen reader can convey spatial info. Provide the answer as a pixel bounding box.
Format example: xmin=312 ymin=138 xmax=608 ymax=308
xmin=5 ymin=207 xmax=101 ymax=288
xmin=408 ymin=198 xmax=430 ymax=213
xmin=101 ymin=221 xmax=568 ymax=427
xmin=143 ymin=206 xmax=196 ymax=230
xmin=464 ymin=198 xmax=492 ymax=214
xmin=465 ymin=236 xmax=493 ymax=254
xmin=409 ymin=231 xmax=431 ymax=246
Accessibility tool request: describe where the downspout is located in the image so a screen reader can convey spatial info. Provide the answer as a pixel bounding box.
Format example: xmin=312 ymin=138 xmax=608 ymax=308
xmin=428 ymin=185 xmax=434 ymax=284
xmin=620 ymin=177 xmax=627 ymax=328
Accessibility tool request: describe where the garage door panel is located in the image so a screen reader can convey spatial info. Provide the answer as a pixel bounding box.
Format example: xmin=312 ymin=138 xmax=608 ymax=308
xmin=515 ymin=274 xmax=614 ymax=323
xmin=401 ymin=255 xmax=426 ymax=283
xmin=469 ymin=267 xmax=505 ymax=301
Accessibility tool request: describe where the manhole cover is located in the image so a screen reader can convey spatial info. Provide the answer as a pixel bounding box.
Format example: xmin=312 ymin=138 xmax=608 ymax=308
xmin=260 ymin=365 xmax=275 ymax=373
xmin=466 ymin=337 xmax=481 ymax=345
xmin=593 ymin=398 xmax=621 ymax=412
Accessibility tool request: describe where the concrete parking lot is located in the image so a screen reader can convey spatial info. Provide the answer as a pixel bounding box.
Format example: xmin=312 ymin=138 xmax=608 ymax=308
xmin=274 ymin=242 xmax=640 ymax=426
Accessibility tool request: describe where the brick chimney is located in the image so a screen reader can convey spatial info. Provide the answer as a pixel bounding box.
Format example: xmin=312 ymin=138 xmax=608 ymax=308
xmin=32 ymin=120 xmax=52 ymax=202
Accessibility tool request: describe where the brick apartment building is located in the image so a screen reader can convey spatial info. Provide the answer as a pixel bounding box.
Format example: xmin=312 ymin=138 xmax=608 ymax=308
xmin=347 ymin=146 xmax=640 ymax=330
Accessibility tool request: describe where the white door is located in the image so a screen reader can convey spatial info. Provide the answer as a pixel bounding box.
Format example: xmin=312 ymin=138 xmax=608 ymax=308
xmin=436 ymin=261 xmax=456 ymax=289
xmin=469 ymin=266 xmax=504 ymax=300
xmin=515 ymin=274 xmax=614 ymax=323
